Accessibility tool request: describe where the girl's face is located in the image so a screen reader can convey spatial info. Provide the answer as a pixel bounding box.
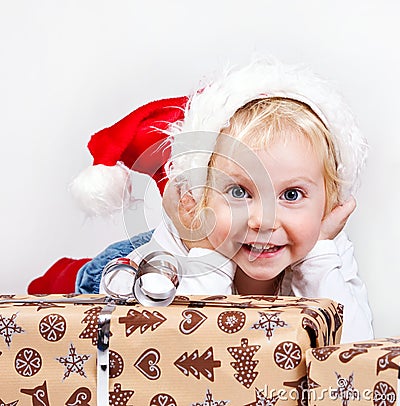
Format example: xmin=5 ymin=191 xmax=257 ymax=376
xmin=204 ymin=133 xmax=326 ymax=281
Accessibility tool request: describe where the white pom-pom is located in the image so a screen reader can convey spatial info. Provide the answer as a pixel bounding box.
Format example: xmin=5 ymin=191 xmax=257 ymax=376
xmin=69 ymin=163 xmax=133 ymax=216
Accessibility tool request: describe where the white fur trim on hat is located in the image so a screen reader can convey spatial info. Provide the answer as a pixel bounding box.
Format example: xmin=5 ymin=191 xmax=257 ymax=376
xmin=167 ymin=58 xmax=368 ymax=201
xmin=69 ymin=162 xmax=134 ymax=216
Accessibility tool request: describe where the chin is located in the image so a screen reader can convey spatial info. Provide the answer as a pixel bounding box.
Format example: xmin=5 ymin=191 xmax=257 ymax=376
xmin=237 ymin=262 xmax=282 ymax=281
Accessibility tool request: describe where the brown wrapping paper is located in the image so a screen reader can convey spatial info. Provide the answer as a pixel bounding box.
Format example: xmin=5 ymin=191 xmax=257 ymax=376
xmin=0 ymin=294 xmax=342 ymax=405
xmin=306 ymin=336 xmax=400 ymax=406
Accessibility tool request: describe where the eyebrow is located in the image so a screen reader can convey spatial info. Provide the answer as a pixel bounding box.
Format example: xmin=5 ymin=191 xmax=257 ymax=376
xmin=282 ymin=176 xmax=319 ymax=187
xmin=222 ymin=166 xmax=319 ymax=186
xmin=220 ymin=168 xmax=252 ymax=184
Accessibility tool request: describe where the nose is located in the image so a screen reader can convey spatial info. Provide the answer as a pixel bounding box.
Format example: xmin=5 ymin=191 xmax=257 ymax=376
xmin=247 ymin=199 xmax=275 ymax=231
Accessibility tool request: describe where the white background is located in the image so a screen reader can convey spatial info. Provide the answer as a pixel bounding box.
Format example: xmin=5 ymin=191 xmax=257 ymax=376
xmin=1 ymin=1 xmax=399 ymax=339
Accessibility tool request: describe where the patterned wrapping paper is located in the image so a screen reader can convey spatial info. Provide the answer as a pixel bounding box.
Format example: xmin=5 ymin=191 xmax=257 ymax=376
xmin=0 ymin=294 xmax=342 ymax=406
xmin=305 ymin=336 xmax=400 ymax=406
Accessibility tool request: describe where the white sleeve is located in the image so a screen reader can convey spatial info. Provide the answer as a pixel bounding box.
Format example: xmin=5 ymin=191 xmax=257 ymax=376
xmin=177 ymin=248 xmax=236 ymax=295
xmin=290 ymin=231 xmax=374 ymax=343
xmin=100 ymin=244 xmax=236 ymax=297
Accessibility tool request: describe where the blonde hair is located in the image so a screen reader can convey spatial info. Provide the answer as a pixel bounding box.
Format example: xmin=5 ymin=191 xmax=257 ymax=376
xmin=198 ymin=97 xmax=341 ymax=217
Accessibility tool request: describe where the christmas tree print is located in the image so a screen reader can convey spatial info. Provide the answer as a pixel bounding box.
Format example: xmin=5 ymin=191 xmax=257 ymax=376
xmin=251 ymin=311 xmax=287 ymax=340
xmin=174 ymin=346 xmax=221 ymax=382
xmin=191 ymin=389 xmax=229 ymax=405
xmin=118 ymin=309 xmax=166 ymax=336
xmin=79 ymin=306 xmax=110 ymax=345
xmin=0 ymin=313 xmax=24 ymax=347
xmin=227 ymin=338 xmax=260 ymax=388
xmin=109 ymin=383 xmax=134 ymax=406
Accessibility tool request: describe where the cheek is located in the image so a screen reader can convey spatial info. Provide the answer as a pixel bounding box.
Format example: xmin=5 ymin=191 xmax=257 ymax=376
xmin=210 ymin=207 xmax=252 ymax=246
xmin=289 ymin=212 xmax=322 ymax=252
xmin=301 ymin=220 xmax=321 ymax=245
xmin=205 ymin=195 xmax=252 ymax=251
xmin=205 ymin=203 xmax=232 ymax=248
xmin=206 ymin=223 xmax=230 ymax=255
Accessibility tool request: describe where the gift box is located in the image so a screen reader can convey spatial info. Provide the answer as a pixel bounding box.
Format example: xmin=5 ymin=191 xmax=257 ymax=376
xmin=306 ymin=336 xmax=400 ymax=406
xmin=0 ymin=294 xmax=342 ymax=405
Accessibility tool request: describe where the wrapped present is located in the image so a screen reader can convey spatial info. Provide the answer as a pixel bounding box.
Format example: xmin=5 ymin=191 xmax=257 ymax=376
xmin=0 ymin=294 xmax=342 ymax=405
xmin=306 ymin=336 xmax=400 ymax=406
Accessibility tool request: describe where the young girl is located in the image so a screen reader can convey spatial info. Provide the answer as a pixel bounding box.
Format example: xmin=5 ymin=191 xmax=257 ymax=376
xmin=71 ymin=59 xmax=373 ymax=343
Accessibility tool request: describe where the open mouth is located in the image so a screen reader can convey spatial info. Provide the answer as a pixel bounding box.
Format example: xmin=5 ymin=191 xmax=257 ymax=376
xmin=243 ymin=243 xmax=284 ymax=255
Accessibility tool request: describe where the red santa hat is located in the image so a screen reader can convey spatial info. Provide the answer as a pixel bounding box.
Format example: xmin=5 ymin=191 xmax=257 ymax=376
xmin=71 ymin=58 xmax=367 ymax=216
xmin=167 ymin=59 xmax=368 ymax=201
xmin=70 ymin=97 xmax=188 ymax=216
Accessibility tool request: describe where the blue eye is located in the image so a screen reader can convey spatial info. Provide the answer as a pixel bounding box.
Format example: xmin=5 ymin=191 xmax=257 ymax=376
xmin=282 ymin=189 xmax=303 ymax=201
xmin=228 ymin=185 xmax=249 ymax=199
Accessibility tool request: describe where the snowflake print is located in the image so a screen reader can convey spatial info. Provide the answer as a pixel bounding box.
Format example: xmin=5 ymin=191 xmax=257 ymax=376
xmin=245 ymin=387 xmax=280 ymax=406
xmin=251 ymin=312 xmax=287 ymax=340
xmin=0 ymin=313 xmax=24 ymax=347
xmin=217 ymin=311 xmax=246 ymax=334
xmin=226 ymin=314 xmax=239 ymax=327
xmin=56 ymin=343 xmax=91 ymax=380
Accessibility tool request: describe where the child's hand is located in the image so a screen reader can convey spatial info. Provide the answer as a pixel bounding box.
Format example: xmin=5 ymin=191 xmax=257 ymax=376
xmin=319 ymin=196 xmax=356 ymax=240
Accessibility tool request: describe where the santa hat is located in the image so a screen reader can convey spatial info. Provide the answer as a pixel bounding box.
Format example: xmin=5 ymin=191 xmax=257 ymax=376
xmin=70 ymin=97 xmax=188 ymax=216
xmin=71 ymin=58 xmax=367 ymax=216
xmin=168 ymin=58 xmax=368 ymax=201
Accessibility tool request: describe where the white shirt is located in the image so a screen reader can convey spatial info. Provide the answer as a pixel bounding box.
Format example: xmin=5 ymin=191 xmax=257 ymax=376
xmin=289 ymin=230 xmax=374 ymax=343
xmin=100 ymin=221 xmax=373 ymax=343
xmin=100 ymin=219 xmax=236 ymax=298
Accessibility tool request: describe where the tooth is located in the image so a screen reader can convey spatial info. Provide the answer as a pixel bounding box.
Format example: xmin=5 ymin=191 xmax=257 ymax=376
xmin=251 ymin=244 xmax=273 ymax=250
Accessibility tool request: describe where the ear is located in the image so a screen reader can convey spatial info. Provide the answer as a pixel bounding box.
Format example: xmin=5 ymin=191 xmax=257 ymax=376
xmin=178 ymin=190 xmax=197 ymax=226
xmin=162 ymin=179 xmax=198 ymax=234
xmin=162 ymin=180 xmax=213 ymax=248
